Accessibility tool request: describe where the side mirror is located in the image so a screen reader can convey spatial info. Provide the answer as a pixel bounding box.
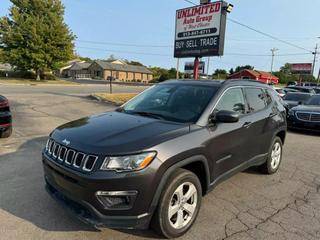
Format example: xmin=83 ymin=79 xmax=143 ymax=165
xmin=298 ymin=101 xmax=303 ymax=105
xmin=209 ymin=110 xmax=240 ymax=124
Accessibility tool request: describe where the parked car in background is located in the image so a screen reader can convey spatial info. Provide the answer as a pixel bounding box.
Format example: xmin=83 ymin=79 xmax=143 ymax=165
xmin=283 ymin=92 xmax=313 ymax=110
xmin=0 ymin=95 xmax=12 ymax=138
xmin=314 ymin=87 xmax=320 ymax=94
xmin=285 ymin=86 xmax=316 ymax=94
xmin=283 ymin=87 xmax=299 ymax=94
xmin=287 ymin=95 xmax=320 ymax=131
xmin=287 ymin=81 xmax=297 ymax=86
xmin=299 ymin=82 xmax=318 ymax=87
xmin=42 ymin=80 xmax=286 ymax=239
xmin=274 ymin=87 xmax=286 ymax=98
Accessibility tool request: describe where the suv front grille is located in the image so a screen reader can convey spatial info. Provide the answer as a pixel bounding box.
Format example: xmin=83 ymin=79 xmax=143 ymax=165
xmin=45 ymin=139 xmax=98 ymax=172
xmin=296 ymin=112 xmax=320 ymax=122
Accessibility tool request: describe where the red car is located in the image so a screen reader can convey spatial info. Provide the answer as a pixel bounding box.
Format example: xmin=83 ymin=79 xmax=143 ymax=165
xmin=0 ymin=95 xmax=12 ymax=138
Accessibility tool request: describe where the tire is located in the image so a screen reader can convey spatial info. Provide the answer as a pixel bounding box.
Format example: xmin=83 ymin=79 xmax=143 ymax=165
xmin=1 ymin=126 xmax=12 ymax=138
xmin=151 ymin=168 xmax=202 ymax=239
xmin=260 ymin=136 xmax=283 ymax=174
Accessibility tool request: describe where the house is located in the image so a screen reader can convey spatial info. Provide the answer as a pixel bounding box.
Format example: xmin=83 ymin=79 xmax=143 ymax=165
xmin=56 ymin=59 xmax=85 ymax=77
xmin=0 ymin=63 xmax=13 ymax=72
xmin=88 ymin=60 xmax=153 ymax=83
xmin=69 ymin=62 xmax=91 ymax=79
xmin=227 ymin=69 xmax=279 ymax=84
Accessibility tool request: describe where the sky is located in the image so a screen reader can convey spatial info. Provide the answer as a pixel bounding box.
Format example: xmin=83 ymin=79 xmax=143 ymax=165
xmin=1 ymin=0 xmax=320 ymax=76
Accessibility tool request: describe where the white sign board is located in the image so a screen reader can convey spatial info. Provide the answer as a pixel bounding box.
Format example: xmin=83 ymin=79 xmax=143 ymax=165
xmin=174 ymin=1 xmax=227 ymax=58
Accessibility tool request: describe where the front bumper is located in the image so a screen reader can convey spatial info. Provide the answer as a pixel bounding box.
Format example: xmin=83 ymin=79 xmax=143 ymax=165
xmin=287 ymin=116 xmax=320 ymax=132
xmin=0 ymin=111 xmax=12 ymax=131
xmin=42 ymin=152 xmax=160 ymax=229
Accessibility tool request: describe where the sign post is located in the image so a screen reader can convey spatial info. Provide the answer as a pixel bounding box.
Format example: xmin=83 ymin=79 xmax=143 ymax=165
xmin=174 ymin=1 xmax=230 ymax=79
xmin=193 ymin=57 xmax=200 ymax=79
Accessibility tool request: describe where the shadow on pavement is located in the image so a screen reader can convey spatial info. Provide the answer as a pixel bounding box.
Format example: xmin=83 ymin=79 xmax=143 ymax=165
xmin=288 ymin=128 xmax=320 ymax=137
xmin=0 ymin=136 xmax=161 ymax=238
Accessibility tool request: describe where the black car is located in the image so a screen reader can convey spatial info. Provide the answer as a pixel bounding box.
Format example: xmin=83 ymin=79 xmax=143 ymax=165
xmin=283 ymin=92 xmax=313 ymax=110
xmin=0 ymin=95 xmax=12 ymax=138
xmin=287 ymin=95 xmax=320 ymax=131
xmin=314 ymin=88 xmax=320 ymax=94
xmin=285 ymin=86 xmax=316 ymax=94
xmin=42 ymin=80 xmax=286 ymax=238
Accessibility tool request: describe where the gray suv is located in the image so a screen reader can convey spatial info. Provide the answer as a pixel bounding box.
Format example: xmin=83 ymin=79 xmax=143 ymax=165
xmin=43 ymin=79 xmax=287 ymax=238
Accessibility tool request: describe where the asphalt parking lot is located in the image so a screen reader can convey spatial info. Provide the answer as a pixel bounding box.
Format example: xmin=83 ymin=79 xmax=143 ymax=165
xmin=0 ymin=85 xmax=320 ymax=240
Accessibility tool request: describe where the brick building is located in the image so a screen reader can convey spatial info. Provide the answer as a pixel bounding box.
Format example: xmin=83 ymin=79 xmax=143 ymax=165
xmin=88 ymin=60 xmax=153 ymax=83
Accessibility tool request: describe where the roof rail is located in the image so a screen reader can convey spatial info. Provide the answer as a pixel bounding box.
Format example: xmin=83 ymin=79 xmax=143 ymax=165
xmin=223 ymin=79 xmax=267 ymax=85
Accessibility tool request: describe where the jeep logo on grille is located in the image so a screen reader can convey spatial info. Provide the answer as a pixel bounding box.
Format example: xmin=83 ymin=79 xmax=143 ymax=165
xmin=62 ymin=139 xmax=71 ymax=146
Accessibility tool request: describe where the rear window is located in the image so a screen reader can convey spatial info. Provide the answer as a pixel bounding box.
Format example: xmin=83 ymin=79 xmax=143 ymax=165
xmin=284 ymin=93 xmax=311 ymax=102
xmin=244 ymin=88 xmax=266 ymax=112
xmin=306 ymin=96 xmax=320 ymax=106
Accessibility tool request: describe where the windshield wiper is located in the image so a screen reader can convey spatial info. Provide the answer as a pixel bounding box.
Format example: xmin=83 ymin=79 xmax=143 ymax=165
xmin=130 ymin=111 xmax=166 ymax=120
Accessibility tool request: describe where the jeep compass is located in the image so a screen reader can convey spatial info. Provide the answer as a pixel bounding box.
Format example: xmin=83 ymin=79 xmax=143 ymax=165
xmin=42 ymin=79 xmax=286 ymax=238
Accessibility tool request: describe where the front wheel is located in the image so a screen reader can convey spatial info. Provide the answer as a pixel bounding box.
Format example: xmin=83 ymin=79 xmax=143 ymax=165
xmin=260 ymin=136 xmax=283 ymax=174
xmin=151 ymin=169 xmax=202 ymax=239
xmin=1 ymin=126 xmax=12 ymax=138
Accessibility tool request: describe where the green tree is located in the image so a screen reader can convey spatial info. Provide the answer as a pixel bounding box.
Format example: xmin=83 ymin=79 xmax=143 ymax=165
xmin=0 ymin=0 xmax=75 ymax=80
xmin=234 ymin=65 xmax=254 ymax=73
xmin=149 ymin=67 xmax=181 ymax=82
xmin=279 ymin=63 xmax=292 ymax=75
xmin=212 ymin=69 xmax=228 ymax=79
xmin=107 ymin=54 xmax=117 ymax=61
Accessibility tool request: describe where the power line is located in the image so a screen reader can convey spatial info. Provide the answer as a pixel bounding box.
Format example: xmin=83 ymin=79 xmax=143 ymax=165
xmin=227 ymin=18 xmax=312 ymax=53
xmin=76 ymin=40 xmax=173 ymax=48
xmin=77 ymin=45 xmax=310 ymax=58
xmin=76 ymin=46 xmax=172 ymax=57
xmin=180 ymin=0 xmax=313 ymax=53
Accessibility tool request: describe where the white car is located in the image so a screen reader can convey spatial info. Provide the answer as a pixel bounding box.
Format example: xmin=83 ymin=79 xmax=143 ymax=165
xmin=274 ymin=87 xmax=286 ymax=98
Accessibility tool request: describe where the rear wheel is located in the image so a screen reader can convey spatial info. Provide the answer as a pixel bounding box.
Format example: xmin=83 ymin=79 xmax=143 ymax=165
xmin=1 ymin=126 xmax=12 ymax=138
xmin=151 ymin=169 xmax=202 ymax=239
xmin=260 ymin=136 xmax=283 ymax=174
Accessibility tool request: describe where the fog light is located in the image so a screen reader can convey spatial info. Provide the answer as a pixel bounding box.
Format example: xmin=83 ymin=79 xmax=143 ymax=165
xmin=96 ymin=191 xmax=137 ymax=210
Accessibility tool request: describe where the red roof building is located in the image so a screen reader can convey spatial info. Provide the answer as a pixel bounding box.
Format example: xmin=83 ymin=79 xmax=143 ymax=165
xmin=227 ymin=69 xmax=279 ymax=84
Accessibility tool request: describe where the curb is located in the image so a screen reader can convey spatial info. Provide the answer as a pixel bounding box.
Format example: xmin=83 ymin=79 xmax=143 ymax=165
xmin=89 ymin=94 xmax=121 ymax=106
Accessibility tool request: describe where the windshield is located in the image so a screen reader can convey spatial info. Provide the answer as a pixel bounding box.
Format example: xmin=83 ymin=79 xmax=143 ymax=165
xmin=305 ymin=95 xmax=320 ymax=106
xmin=122 ymin=84 xmax=218 ymax=123
xmin=284 ymin=93 xmax=311 ymax=102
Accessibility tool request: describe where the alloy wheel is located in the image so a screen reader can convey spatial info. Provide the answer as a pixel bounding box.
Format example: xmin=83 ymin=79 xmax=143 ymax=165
xmin=168 ymin=182 xmax=198 ymax=230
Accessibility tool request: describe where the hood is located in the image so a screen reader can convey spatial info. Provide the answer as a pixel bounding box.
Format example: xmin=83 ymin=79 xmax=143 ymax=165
xmin=51 ymin=111 xmax=190 ymax=154
xmin=291 ymin=105 xmax=320 ymax=112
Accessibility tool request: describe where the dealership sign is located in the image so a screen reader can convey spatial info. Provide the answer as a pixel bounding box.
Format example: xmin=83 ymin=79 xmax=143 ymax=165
xmin=291 ymin=63 xmax=312 ymax=75
xmin=174 ymin=1 xmax=227 ymax=58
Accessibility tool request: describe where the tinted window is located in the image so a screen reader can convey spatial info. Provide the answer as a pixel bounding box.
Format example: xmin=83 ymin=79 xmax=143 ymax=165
xmin=264 ymin=89 xmax=273 ymax=106
xmin=245 ymin=88 xmax=266 ymax=112
xmin=306 ymin=96 xmax=320 ymax=105
xmin=123 ymin=84 xmax=218 ymax=123
xmin=215 ymin=88 xmax=246 ymax=114
xmin=284 ymin=93 xmax=311 ymax=102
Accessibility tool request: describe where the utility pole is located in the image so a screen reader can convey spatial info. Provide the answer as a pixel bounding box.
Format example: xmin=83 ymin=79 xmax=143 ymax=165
xmin=193 ymin=57 xmax=200 ymax=80
xmin=317 ymin=67 xmax=320 ymax=86
xmin=270 ymin=48 xmax=279 ymax=74
xmin=312 ymin=44 xmax=318 ymax=76
xmin=176 ymin=58 xmax=180 ymax=79
xmin=206 ymin=57 xmax=210 ymax=77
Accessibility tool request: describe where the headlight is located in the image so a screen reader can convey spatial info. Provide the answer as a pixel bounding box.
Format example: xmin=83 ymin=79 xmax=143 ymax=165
xmin=100 ymin=152 xmax=157 ymax=172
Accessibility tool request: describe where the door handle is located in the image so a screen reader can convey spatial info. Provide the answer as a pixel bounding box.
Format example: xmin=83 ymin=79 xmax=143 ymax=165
xmin=242 ymin=122 xmax=252 ymax=128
